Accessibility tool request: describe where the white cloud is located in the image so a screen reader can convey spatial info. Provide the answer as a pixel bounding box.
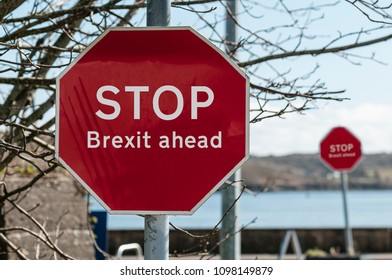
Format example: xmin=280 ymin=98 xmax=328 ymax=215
xmin=250 ymin=103 xmax=392 ymax=156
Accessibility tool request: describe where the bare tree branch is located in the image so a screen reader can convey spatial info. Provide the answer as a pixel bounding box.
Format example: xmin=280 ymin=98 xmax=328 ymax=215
xmin=5 ymin=200 xmax=74 ymax=260
xmin=0 ymin=233 xmax=29 ymax=260
xmin=239 ymin=33 xmax=392 ymax=67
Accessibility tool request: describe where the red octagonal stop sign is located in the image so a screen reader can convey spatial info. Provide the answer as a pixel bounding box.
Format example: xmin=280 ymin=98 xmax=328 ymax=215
xmin=320 ymin=127 xmax=362 ymax=172
xmin=55 ymin=27 xmax=249 ymax=214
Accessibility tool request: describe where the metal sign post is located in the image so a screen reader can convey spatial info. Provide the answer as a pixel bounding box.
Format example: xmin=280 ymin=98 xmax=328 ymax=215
xmin=340 ymin=171 xmax=354 ymax=256
xmin=144 ymin=0 xmax=171 ymax=260
xmin=220 ymin=0 xmax=241 ymax=260
xmin=144 ymin=215 xmax=169 ymax=260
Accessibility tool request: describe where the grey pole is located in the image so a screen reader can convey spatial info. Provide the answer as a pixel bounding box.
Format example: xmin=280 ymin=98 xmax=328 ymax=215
xmin=147 ymin=0 xmax=170 ymax=27
xmin=144 ymin=0 xmax=170 ymax=260
xmin=220 ymin=170 xmax=241 ymax=259
xmin=340 ymin=171 xmax=354 ymax=256
xmin=220 ymin=0 xmax=241 ymax=260
xmin=144 ymin=215 xmax=169 ymax=260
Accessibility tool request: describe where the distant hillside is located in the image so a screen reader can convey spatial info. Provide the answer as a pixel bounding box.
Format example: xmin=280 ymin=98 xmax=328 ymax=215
xmin=242 ymin=153 xmax=392 ymax=191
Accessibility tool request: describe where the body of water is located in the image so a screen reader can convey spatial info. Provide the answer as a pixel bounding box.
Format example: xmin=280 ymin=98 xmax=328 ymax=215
xmin=90 ymin=190 xmax=392 ymax=230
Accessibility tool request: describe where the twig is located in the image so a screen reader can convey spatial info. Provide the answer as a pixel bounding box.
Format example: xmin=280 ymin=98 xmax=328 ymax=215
xmin=5 ymin=200 xmax=74 ymax=260
xmin=0 ymin=233 xmax=29 ymax=260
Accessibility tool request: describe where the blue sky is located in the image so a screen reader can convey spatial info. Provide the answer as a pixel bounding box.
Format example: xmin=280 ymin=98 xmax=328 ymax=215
xmin=250 ymin=40 xmax=392 ymax=156
xmin=168 ymin=1 xmax=392 ymax=156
